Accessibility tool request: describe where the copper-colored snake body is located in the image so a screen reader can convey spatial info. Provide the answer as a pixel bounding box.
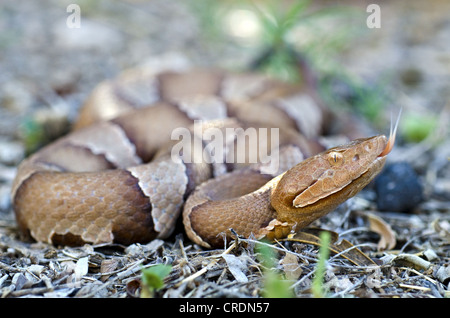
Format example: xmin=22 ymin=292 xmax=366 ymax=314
xmin=11 ymin=68 xmax=391 ymax=248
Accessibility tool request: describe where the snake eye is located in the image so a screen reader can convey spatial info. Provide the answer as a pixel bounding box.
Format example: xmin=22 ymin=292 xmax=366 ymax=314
xmin=327 ymin=151 xmax=344 ymax=166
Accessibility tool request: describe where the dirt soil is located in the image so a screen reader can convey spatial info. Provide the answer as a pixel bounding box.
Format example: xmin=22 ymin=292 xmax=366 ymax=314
xmin=0 ymin=0 xmax=448 ymax=299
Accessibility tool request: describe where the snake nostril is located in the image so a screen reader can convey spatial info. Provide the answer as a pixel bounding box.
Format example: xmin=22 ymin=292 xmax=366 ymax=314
xmin=353 ymin=154 xmax=360 ymax=162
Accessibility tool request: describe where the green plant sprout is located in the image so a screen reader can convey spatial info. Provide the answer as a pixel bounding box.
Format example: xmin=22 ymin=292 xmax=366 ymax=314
xmin=256 ymin=242 xmax=294 ymax=298
xmin=401 ymin=112 xmax=438 ymax=143
xmin=140 ymin=264 xmax=172 ymax=298
xmin=311 ymin=231 xmax=331 ymax=298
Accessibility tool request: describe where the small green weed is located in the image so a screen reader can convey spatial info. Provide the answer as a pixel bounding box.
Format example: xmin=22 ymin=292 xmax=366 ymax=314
xmin=311 ymin=231 xmax=331 ymax=298
xmin=401 ymin=112 xmax=438 ymax=143
xmin=140 ymin=264 xmax=172 ymax=298
xmin=256 ymin=242 xmax=294 ymax=298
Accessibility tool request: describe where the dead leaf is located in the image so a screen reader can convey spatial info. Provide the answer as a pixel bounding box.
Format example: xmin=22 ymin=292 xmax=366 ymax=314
xmin=333 ymin=238 xmax=377 ymax=266
xmin=74 ymin=257 xmax=89 ymax=281
xmin=100 ymin=258 xmax=120 ymax=282
xmin=280 ymin=253 xmax=302 ymax=280
xmin=282 ymin=228 xmax=376 ymax=266
xmin=365 ymin=212 xmax=396 ymax=251
xmin=222 ymin=254 xmax=248 ymax=283
xmin=126 ymin=278 xmax=141 ymax=298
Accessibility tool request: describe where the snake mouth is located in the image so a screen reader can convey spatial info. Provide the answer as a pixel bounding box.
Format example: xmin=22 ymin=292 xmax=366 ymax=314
xmin=357 ymin=135 xmax=389 ymax=185
xmin=378 ymin=134 xmax=394 ymax=158
xmin=343 ymin=132 xmax=391 ymax=200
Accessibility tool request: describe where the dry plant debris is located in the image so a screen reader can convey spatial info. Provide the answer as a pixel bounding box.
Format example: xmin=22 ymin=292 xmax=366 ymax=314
xmin=1 ymin=195 xmax=449 ymax=298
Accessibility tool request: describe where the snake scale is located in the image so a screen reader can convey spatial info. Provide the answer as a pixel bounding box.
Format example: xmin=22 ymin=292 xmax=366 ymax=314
xmin=11 ymin=66 xmax=394 ymax=248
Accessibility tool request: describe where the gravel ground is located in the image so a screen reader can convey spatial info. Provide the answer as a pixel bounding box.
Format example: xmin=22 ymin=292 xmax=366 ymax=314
xmin=0 ymin=0 xmax=449 ymax=300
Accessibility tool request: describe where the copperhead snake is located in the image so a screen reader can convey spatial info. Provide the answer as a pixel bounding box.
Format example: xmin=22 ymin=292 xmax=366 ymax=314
xmin=11 ymin=66 xmax=395 ymax=248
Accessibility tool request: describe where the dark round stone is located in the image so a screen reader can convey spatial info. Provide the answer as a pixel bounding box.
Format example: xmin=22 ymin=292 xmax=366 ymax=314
xmin=374 ymin=162 xmax=423 ymax=212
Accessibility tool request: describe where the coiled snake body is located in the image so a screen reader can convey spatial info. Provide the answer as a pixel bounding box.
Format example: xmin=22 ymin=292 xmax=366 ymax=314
xmin=11 ymin=67 xmax=391 ymax=248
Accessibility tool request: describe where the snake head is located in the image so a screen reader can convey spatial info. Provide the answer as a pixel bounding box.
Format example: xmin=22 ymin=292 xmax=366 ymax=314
xmin=293 ymin=135 xmax=388 ymax=207
xmin=270 ymin=134 xmax=391 ymax=228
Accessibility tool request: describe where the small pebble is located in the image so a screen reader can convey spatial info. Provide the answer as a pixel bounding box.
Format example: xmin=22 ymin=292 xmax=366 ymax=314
xmin=0 ymin=140 xmax=25 ymax=165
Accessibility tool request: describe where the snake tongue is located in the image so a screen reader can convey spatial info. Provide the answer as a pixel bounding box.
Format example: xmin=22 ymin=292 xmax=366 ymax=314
xmin=378 ymin=108 xmax=402 ymax=157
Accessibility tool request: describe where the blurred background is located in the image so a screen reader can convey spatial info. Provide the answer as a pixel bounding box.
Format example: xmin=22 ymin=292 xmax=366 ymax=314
xmin=0 ymin=0 xmax=449 ymax=211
